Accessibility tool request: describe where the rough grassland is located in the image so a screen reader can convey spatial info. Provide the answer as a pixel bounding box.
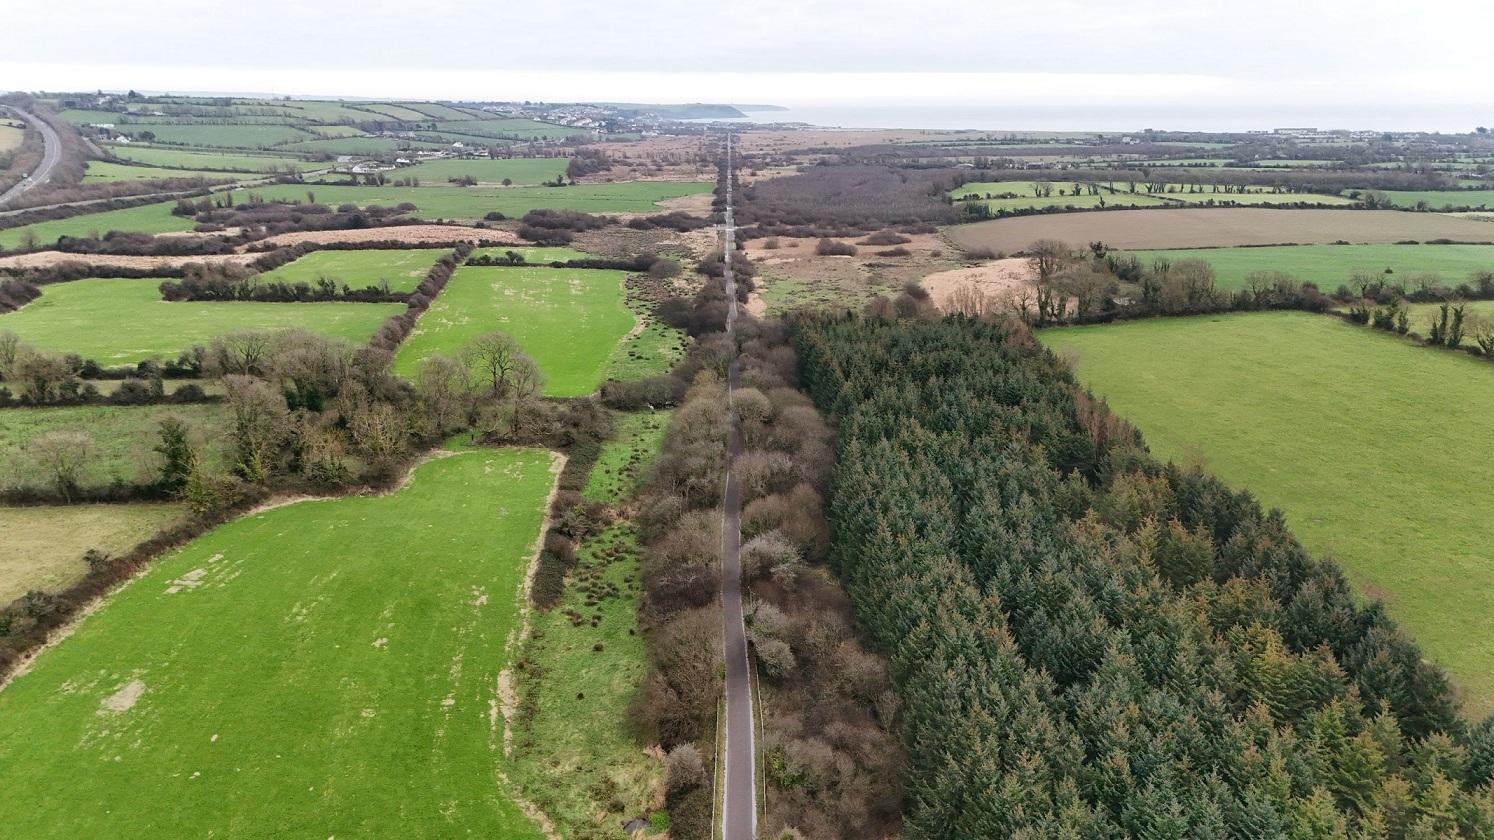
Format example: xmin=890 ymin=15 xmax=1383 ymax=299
xmin=393 ymin=266 xmax=633 ymax=397
xmin=0 ymin=403 xmax=228 ymax=490
xmin=583 ymin=410 xmax=671 ymax=505
xmin=0 ymin=279 xmax=403 ymax=363
xmin=0 ymin=503 xmax=186 ymax=602
xmin=0 ymin=450 xmax=557 ymax=838
xmin=255 ymin=248 xmax=448 ymax=293
xmin=1123 ymin=244 xmax=1494 ymax=291
xmin=1041 ymin=312 xmax=1494 ymax=715
xmin=0 ymin=123 xmax=24 ymax=154
xmin=945 ymin=208 xmax=1494 ymax=253
xmin=392 ymin=157 xmax=569 ymax=186
xmin=513 ymin=416 xmax=673 ymax=836
xmin=1 ymin=182 xmax=710 ymax=251
xmin=237 ymin=181 xmax=713 ymax=219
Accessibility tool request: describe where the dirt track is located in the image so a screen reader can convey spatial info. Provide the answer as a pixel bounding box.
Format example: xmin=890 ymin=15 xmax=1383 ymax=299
xmin=945 ymin=208 xmax=1494 ymax=252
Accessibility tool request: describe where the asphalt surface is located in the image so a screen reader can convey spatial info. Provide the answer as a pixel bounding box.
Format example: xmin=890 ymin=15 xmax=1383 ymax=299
xmin=0 ymin=107 xmax=63 ymax=207
xmin=717 ymin=133 xmax=758 ymax=840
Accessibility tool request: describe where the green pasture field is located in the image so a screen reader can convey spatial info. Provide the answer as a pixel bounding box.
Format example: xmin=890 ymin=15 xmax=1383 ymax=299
xmin=118 ymin=123 xmax=314 ymax=148
xmin=356 ymin=103 xmax=430 ymax=122
xmin=82 ymin=161 xmax=242 ymax=183
xmin=0 ymin=503 xmax=187 ymax=603
xmin=0 ymin=450 xmax=558 ymax=838
xmin=270 ymin=100 xmax=391 ymax=123
xmin=57 ymin=109 xmax=121 ymax=125
xmin=950 ymin=181 xmax=1169 ymax=211
xmin=281 ymin=137 xmax=449 ymax=155
xmin=393 ymin=265 xmax=633 ymax=396
xmin=1249 ymin=159 xmax=1339 ymax=167
xmin=304 ymin=125 xmax=366 ymax=138
xmin=1122 ymin=244 xmax=1494 ymax=291
xmin=403 ymin=103 xmax=481 ymax=121
xmin=392 ymin=157 xmax=569 ymax=186
xmin=255 ymin=248 xmax=448 ymax=293
xmin=0 ymin=279 xmax=403 ymax=363
xmin=1162 ymin=187 xmax=1355 ymax=206
xmin=1041 ymin=311 xmax=1494 ymax=716
xmin=236 ymin=181 xmax=712 ymax=218
xmin=0 ymin=202 xmax=194 ymax=250
xmin=104 ymin=145 xmax=319 ymax=172
xmin=468 ymin=246 xmax=592 ymax=263
xmin=1371 ymin=189 xmax=1494 ymax=209
xmin=0 ymin=403 xmax=228 ymax=490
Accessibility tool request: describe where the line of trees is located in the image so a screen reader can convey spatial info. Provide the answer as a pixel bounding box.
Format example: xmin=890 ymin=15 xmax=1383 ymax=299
xmin=794 ymin=314 xmax=1494 ymax=837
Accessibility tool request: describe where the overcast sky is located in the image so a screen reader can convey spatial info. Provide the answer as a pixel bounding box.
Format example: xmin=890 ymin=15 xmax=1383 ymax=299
xmin=5 ymin=0 xmax=1493 ymax=129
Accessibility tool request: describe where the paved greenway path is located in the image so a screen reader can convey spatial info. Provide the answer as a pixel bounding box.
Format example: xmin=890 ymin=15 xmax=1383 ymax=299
xmin=0 ymin=106 xmax=62 ymax=207
xmin=717 ymin=133 xmax=759 ymax=840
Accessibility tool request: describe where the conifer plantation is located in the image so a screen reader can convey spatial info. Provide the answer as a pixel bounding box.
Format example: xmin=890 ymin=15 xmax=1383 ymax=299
xmin=796 ymin=315 xmax=1494 ymax=837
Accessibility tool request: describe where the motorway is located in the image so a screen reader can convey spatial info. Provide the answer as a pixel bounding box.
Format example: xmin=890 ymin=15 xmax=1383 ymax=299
xmin=0 ymin=107 xmax=63 ymax=207
xmin=717 ymin=133 xmax=758 ymax=840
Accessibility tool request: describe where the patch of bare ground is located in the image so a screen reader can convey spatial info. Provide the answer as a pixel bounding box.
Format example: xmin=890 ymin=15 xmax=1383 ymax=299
xmin=572 ymin=224 xmax=717 ymax=263
xmin=945 ymin=207 xmax=1494 ymax=252
xmin=744 ymin=230 xmax=966 ymax=314
xmin=650 ymin=191 xmax=715 ymax=216
xmin=0 ymin=251 xmax=257 ymax=271
xmin=921 ymin=257 xmax=1039 ymax=313
xmin=584 ymin=136 xmax=717 ymax=183
xmin=251 ymin=224 xmax=520 ymax=249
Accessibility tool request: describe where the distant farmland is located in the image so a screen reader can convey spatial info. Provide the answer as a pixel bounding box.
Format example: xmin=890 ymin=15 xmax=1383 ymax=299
xmin=0 ymin=451 xmax=557 ymax=838
xmin=105 ymin=146 xmax=319 ymax=173
xmin=0 ymin=279 xmax=402 ymax=363
xmin=1042 ymin=312 xmax=1494 ymax=715
xmin=238 ymin=181 xmax=712 ymax=217
xmin=946 ymin=208 xmax=1494 ymax=252
xmin=1123 ymin=243 xmax=1494 ymax=291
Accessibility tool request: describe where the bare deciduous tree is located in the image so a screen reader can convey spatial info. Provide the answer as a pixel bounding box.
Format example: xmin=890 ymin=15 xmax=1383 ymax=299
xmin=27 ymin=430 xmax=94 ymax=501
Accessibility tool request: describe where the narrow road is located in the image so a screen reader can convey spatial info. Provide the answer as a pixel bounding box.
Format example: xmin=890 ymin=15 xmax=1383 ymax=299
xmin=718 ymin=132 xmax=757 ymax=840
xmin=0 ymin=107 xmax=63 ymax=207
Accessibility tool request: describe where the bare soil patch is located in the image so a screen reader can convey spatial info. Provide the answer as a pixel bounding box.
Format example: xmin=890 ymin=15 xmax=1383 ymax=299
xmin=253 ymin=224 xmax=519 ymax=249
xmin=921 ymin=258 xmax=1039 ymax=312
xmin=945 ymin=208 xmax=1494 ymax=252
xmin=99 ymin=679 xmax=145 ymax=714
xmin=744 ymin=231 xmax=965 ymax=314
xmin=0 ymin=251 xmax=256 ymax=271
